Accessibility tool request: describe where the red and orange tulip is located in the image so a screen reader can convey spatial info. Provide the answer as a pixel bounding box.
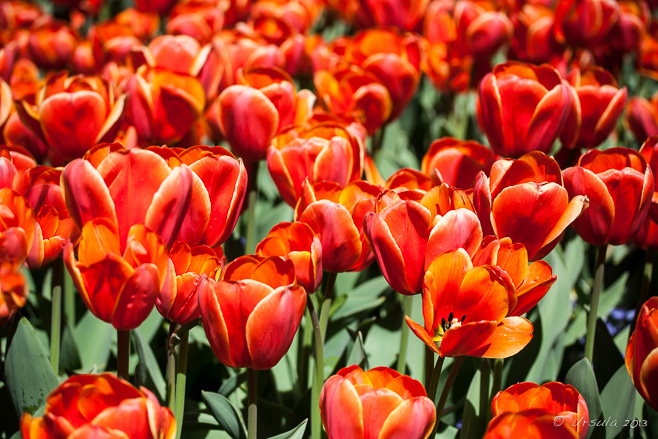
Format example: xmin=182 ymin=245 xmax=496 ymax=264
xmin=64 ymin=218 xmax=168 ymax=330
xmin=491 ymin=381 xmax=589 ymax=439
xmin=406 ymin=249 xmax=534 ymax=358
xmin=21 ymin=373 xmax=176 ymax=439
xmin=563 ymin=147 xmax=654 ymax=246
xmin=483 ymin=410 xmax=578 ymax=439
xmin=256 ymin=221 xmax=322 ymax=293
xmin=0 ymin=263 xmax=27 ymax=326
xmin=560 ymin=67 xmax=627 ymax=150
xmin=198 ymin=255 xmax=306 ymax=370
xmin=27 ymin=22 xmax=77 ymax=71
xmin=421 ymin=137 xmax=495 ymax=189
xmin=268 ymin=122 xmax=365 ymax=206
xmin=320 ymin=365 xmax=436 ymax=439
xmin=626 ymin=296 xmax=658 ymax=411
xmin=0 ymin=187 xmax=35 ymax=270
xmin=158 ymin=240 xmax=224 ymax=325
xmin=477 ymin=62 xmax=573 ymax=158
xmin=473 ymin=152 xmax=588 ymax=260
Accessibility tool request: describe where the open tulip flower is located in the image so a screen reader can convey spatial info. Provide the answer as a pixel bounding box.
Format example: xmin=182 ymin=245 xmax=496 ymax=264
xmin=473 ymin=236 xmax=556 ymax=316
xmin=626 ymin=296 xmax=658 ymax=411
xmin=256 ymin=221 xmax=323 ymax=293
xmin=158 ymin=240 xmax=224 ymax=325
xmin=295 ymin=180 xmax=380 ymax=273
xmin=198 ymin=255 xmax=306 ymax=370
xmin=406 ymin=249 xmax=534 ymax=358
xmin=421 ymin=137 xmax=496 ymax=189
xmin=21 ymin=373 xmax=175 ymax=439
xmin=560 ymin=67 xmax=627 ymax=150
xmin=563 ymin=147 xmax=654 ymax=246
xmin=491 ymin=382 xmax=588 ymax=439
xmin=483 ymin=410 xmax=578 ymax=439
xmin=320 ymin=365 xmax=436 ymax=439
xmin=267 ymin=122 xmax=365 ymax=206
xmin=64 ymin=218 xmax=168 ymax=330
xmin=474 ymin=152 xmax=588 ymax=260
xmin=477 ymin=62 xmax=573 ymax=158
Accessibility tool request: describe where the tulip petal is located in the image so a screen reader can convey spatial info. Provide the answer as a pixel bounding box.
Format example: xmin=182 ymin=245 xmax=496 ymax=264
xmin=440 ymin=321 xmax=497 ymax=357
xmin=455 ymin=266 xmax=511 ymax=323
xmin=405 ymin=315 xmax=440 ymax=355
xmin=525 ymin=83 xmax=571 ymax=154
xmin=470 ymin=317 xmax=534 ymax=358
xmin=378 ymin=397 xmax=436 ymax=439
xmin=320 ymin=375 xmax=365 ymax=439
xmin=198 ymin=278 xmax=235 ymax=368
xmin=426 ymin=209 xmax=482 ymax=265
xmin=639 ymin=348 xmax=658 ymax=411
xmin=358 ymin=387 xmax=403 ymax=439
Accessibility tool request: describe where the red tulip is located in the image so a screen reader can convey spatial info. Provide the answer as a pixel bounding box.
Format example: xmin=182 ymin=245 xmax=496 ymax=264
xmin=483 ymin=410 xmax=578 ymax=439
xmin=0 ymin=187 xmax=35 ymax=271
xmin=509 ymin=4 xmax=563 ymax=64
xmin=21 ymin=373 xmax=175 ymax=439
xmin=27 ymin=22 xmax=77 ymax=71
xmin=158 ymin=241 xmax=224 ymax=325
xmin=0 ymin=263 xmax=27 ymax=326
xmin=474 ymin=152 xmax=588 ymax=260
xmin=625 ymin=94 xmax=658 ymax=143
xmin=406 ymin=249 xmax=533 ymax=358
xmin=356 ymin=0 xmax=429 ymax=31
xmin=626 ymin=297 xmax=658 ymax=411
xmin=421 ymin=137 xmax=495 ymax=189
xmin=563 ymin=147 xmax=653 ymax=246
xmin=256 ymin=221 xmax=323 ymax=293
xmin=320 ymin=365 xmax=436 ymax=439
xmin=560 ymin=67 xmax=627 ymax=150
xmin=491 ymin=382 xmax=589 ymax=439
xmin=198 ymin=256 xmax=306 ymax=370
xmin=554 ymin=0 xmax=620 ymax=49
xmin=477 ymin=62 xmax=573 ymax=158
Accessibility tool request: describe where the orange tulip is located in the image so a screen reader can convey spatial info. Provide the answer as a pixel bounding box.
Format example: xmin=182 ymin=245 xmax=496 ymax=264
xmin=158 ymin=240 xmax=224 ymax=325
xmin=560 ymin=67 xmax=627 ymax=150
xmin=64 ymin=219 xmax=168 ymax=330
xmin=477 ymin=62 xmax=573 ymax=158
xmin=483 ymin=410 xmax=578 ymax=439
xmin=474 ymin=152 xmax=588 ymax=260
xmin=421 ymin=137 xmax=496 ymax=189
xmin=0 ymin=187 xmax=35 ymax=270
xmin=21 ymin=373 xmax=175 ymax=439
xmin=563 ymin=147 xmax=654 ymax=246
xmin=0 ymin=263 xmax=27 ymax=326
xmin=473 ymin=236 xmax=556 ymax=316
xmin=296 ymin=180 xmax=380 ymax=273
xmin=554 ymin=0 xmax=620 ymax=49
xmin=25 ymin=166 xmax=77 ymax=268
xmin=198 ymin=255 xmax=306 ymax=370
xmin=626 ymin=297 xmax=658 ymax=411
xmin=256 ymin=221 xmax=323 ymax=293
xmin=491 ymin=382 xmax=589 ymax=439
xmin=267 ymin=122 xmax=366 ymax=206
xmin=406 ymin=249 xmax=533 ymax=358
xmin=320 ymin=365 xmax=436 ymax=439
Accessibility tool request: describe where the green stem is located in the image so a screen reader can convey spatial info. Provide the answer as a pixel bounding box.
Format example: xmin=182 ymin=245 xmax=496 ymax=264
xmin=432 ymin=356 xmax=465 ymax=436
xmin=490 ymin=359 xmax=504 ymax=402
xmin=585 ymin=245 xmax=607 ymax=364
xmin=396 ymin=295 xmax=413 ymax=374
xmin=117 ymin=330 xmax=130 ymax=380
xmin=247 ymin=368 xmax=258 ymax=439
xmin=318 ymin=272 xmax=336 ymax=338
xmin=372 ymin=124 xmax=388 ymax=156
xmin=424 ymin=346 xmax=434 ymax=389
xmin=245 ymin=161 xmax=260 ymax=255
xmin=297 ymin=309 xmax=313 ymax=395
xmin=479 ymin=360 xmax=491 ymax=424
xmin=308 ymin=299 xmax=324 ymax=439
xmin=427 ymin=355 xmax=445 ymax=403
xmin=50 ymin=283 xmax=62 ymax=374
xmin=175 ymin=331 xmax=189 ymax=439
xmin=167 ymin=322 xmax=177 ymax=411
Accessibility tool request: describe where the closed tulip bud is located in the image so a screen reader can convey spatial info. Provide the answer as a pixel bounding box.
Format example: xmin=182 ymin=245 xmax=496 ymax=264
xmin=320 ymin=365 xmax=436 ymax=439
xmin=491 ymin=382 xmax=589 ymax=439
xmin=509 ymin=4 xmax=563 ymax=64
xmin=27 ymin=23 xmax=77 ymax=71
xmin=626 ymin=297 xmax=658 ymax=411
xmin=198 ymin=256 xmax=306 ymax=370
xmin=356 ymin=0 xmax=429 ymax=31
xmin=563 ymin=147 xmax=654 ymax=246
xmin=554 ymin=0 xmax=620 ymax=49
xmin=421 ymin=137 xmax=496 ymax=189
xmin=21 ymin=373 xmax=175 ymax=439
xmin=625 ymin=95 xmax=658 ymax=143
xmin=477 ymin=62 xmax=573 ymax=158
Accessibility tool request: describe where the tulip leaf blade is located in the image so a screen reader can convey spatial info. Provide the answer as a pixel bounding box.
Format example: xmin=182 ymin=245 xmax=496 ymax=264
xmin=267 ymin=419 xmax=307 ymax=439
xmin=5 ymin=317 xmax=59 ymax=417
xmin=73 ymin=310 xmax=113 ymax=372
xmin=202 ymin=391 xmax=248 ymax=439
xmin=600 ymin=364 xmax=636 ymax=439
xmin=566 ymin=358 xmax=603 ymax=439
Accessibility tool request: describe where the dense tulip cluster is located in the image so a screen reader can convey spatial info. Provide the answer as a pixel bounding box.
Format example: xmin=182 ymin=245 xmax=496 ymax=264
xmin=2 ymin=0 xmax=658 ymax=438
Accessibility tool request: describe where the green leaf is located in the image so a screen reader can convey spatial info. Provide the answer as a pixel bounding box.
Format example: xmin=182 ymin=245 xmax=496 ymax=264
xmin=600 ymin=365 xmax=636 ymax=439
xmin=5 ymin=317 xmax=59 ymax=416
xmin=133 ymin=328 xmax=166 ymax=401
xmin=74 ymin=310 xmax=113 ymax=372
xmin=218 ymin=372 xmax=246 ymax=397
xmin=566 ymin=358 xmax=603 ymax=439
xmin=202 ymin=391 xmax=247 ymax=439
xmin=267 ymin=419 xmax=307 ymax=439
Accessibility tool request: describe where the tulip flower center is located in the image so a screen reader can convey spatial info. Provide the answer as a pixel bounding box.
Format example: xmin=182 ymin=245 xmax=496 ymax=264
xmin=433 ymin=312 xmax=466 ymax=342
